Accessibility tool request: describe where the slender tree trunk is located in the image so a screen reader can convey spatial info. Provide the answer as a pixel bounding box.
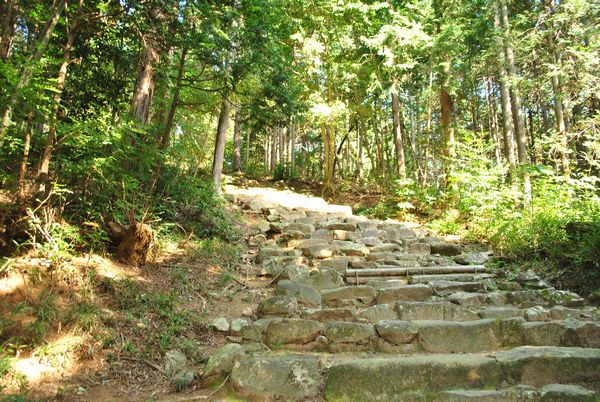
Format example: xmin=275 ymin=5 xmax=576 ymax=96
xmin=499 ymin=0 xmax=531 ymax=198
xmin=290 ymin=123 xmax=296 ymax=177
xmin=130 ymin=36 xmax=159 ymax=124
xmin=18 ymin=112 xmax=34 ymax=185
xmin=423 ymin=65 xmax=434 ymax=186
xmin=0 ymin=0 xmax=17 ymax=60
xmin=160 ymin=47 xmax=187 ymax=150
xmin=0 ymin=0 xmax=66 ymax=143
xmin=439 ymin=60 xmax=456 ymax=186
xmin=391 ymin=79 xmax=407 ymax=180
xmin=355 ymin=114 xmax=364 ymax=180
xmin=494 ymin=5 xmax=516 ymax=177
xmin=38 ymin=0 xmax=83 ymax=191
xmin=270 ymin=127 xmax=276 ymax=173
xmin=211 ymin=96 xmax=231 ymax=192
xmin=485 ymin=77 xmax=502 ymax=166
xmin=232 ymin=105 xmax=242 ymax=172
xmin=245 ymin=127 xmax=251 ymax=168
xmin=546 ymin=34 xmax=569 ymax=174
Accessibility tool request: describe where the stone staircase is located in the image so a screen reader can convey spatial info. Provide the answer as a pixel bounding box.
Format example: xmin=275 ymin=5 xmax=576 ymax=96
xmin=203 ymin=185 xmax=600 ymax=401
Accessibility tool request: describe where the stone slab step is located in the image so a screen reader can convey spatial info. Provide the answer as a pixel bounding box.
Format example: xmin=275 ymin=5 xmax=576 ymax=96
xmin=409 ymin=272 xmax=496 ymax=284
xmin=345 ymin=265 xmax=486 ymax=278
xmin=242 ymin=317 xmax=600 ymax=353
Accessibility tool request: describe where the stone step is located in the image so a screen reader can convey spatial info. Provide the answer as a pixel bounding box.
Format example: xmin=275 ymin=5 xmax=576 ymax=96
xmin=409 ymin=272 xmax=496 ymax=284
xmin=241 ymin=317 xmax=600 ymax=354
xmin=345 ymin=264 xmax=487 ymax=278
xmin=294 ymin=303 xmax=599 ymax=324
xmin=213 ymin=347 xmax=600 ymax=401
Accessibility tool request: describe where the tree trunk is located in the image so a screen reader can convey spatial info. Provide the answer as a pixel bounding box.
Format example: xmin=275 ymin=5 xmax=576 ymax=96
xmin=499 ymin=0 xmax=531 ymax=198
xmin=0 ymin=0 xmax=18 ymax=60
xmin=270 ymin=127 xmax=276 ymax=173
xmin=245 ymin=127 xmax=251 ymax=168
xmin=439 ymin=59 xmax=456 ymax=186
xmin=546 ymin=33 xmax=569 ymax=174
xmin=160 ymin=47 xmax=187 ymax=150
xmin=211 ymin=96 xmax=231 ymax=193
xmin=130 ymin=36 xmax=159 ymax=124
xmin=485 ymin=77 xmax=502 ymax=166
xmin=232 ymin=105 xmax=242 ymax=172
xmin=391 ymin=83 xmax=407 ymax=180
xmin=290 ymin=123 xmax=296 ymax=176
xmin=493 ymin=4 xmax=516 ymax=177
xmin=18 ymin=112 xmax=34 ymax=186
xmin=0 ymin=0 xmax=66 ymax=143
xmin=38 ymin=0 xmax=83 ymax=190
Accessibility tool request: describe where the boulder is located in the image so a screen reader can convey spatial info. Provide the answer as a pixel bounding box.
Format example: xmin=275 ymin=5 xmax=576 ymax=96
xmin=540 ymin=384 xmax=596 ymax=401
xmin=325 ymin=322 xmax=376 ymax=348
xmin=265 ymin=319 xmax=322 ymax=346
xmin=416 ymin=319 xmax=501 ymax=353
xmin=277 ymin=280 xmax=321 ymax=307
xmin=231 ymin=355 xmax=322 ymax=401
xmin=322 ymin=286 xmax=377 ymax=308
xmin=377 ymin=284 xmax=433 ymax=304
xmin=454 ymin=252 xmax=490 ymax=265
xmin=409 ymin=242 xmax=431 ymax=256
xmin=356 ymin=304 xmax=397 ymax=323
xmin=375 ymin=320 xmax=418 ymax=345
xmin=496 ymin=346 xmax=600 ymax=387
xmin=203 ymin=344 xmax=245 ymax=380
xmin=430 ymin=242 xmax=463 ymax=256
xmin=258 ymin=295 xmax=298 ymax=317
xmin=301 ymin=269 xmax=344 ymax=291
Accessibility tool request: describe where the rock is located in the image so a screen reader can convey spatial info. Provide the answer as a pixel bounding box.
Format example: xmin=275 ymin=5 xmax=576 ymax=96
xmin=324 ymin=354 xmax=500 ymax=401
xmin=261 ymin=256 xmax=308 ymax=276
xmin=454 ymin=252 xmax=490 ymax=265
xmin=231 ymin=355 xmax=322 ymax=401
xmin=311 ymin=229 xmax=334 ymax=240
xmin=172 ymin=370 xmax=194 ymax=389
xmin=379 ymin=223 xmax=417 ymax=241
xmin=479 ymin=307 xmax=524 ymax=320
xmin=549 ymin=306 xmax=582 ymax=320
xmin=258 ymin=295 xmax=298 ymax=317
xmin=358 ymin=237 xmax=382 ymax=247
xmin=496 ymin=346 xmax=600 ymax=386
xmin=511 ymin=290 xmax=545 ymax=307
xmin=318 ymin=256 xmax=349 ymax=273
xmin=540 ymin=384 xmax=596 ymax=401
xmin=301 ymin=269 xmax=344 ymax=291
xmin=255 ymin=221 xmax=271 ymax=233
xmin=265 ymin=319 xmax=322 ymax=346
xmin=409 ymin=243 xmax=431 ymax=256
xmin=280 ymin=264 xmax=310 ymax=282
xmin=277 ymin=280 xmax=322 ymax=307
xmin=377 ymin=284 xmax=433 ymax=304
xmin=203 ymin=344 xmax=245 ymax=380
xmin=396 ymin=302 xmax=448 ymax=321
xmin=295 ymin=217 xmax=317 ymax=226
xmin=256 ymin=247 xmax=294 ymax=264
xmin=517 ymin=270 xmax=548 ymax=289
xmin=325 ymin=222 xmax=357 ymax=231
xmin=430 ymin=242 xmax=463 ymax=256
xmin=444 ymin=304 xmax=480 ymax=321
xmin=347 ymin=256 xmax=374 ymax=269
xmin=278 ymin=230 xmax=306 ymax=247
xmin=230 ymin=318 xmax=251 ymax=332
xmin=564 ymin=319 xmax=600 ymax=348
xmin=417 ymin=319 xmax=501 ymax=353
xmin=440 ymin=386 xmax=538 ymax=401
xmin=298 ymin=238 xmax=329 ymax=250
xmin=325 ymin=322 xmax=376 ymax=347
xmin=241 ymin=307 xmax=254 ymax=317
xmin=448 ymin=292 xmax=487 ymax=307
xmin=285 ymin=222 xmax=315 ymax=234
xmin=524 ymin=306 xmax=551 ymax=321
xmin=211 ymin=317 xmax=229 ymax=332
xmin=248 ymin=234 xmax=267 ymax=246
xmin=321 ymin=286 xmax=377 ymax=308
xmin=430 ymin=280 xmax=484 ymax=295
xmin=164 ymin=349 xmax=188 ymax=378
xmin=356 ymin=304 xmax=397 ymax=323
xmin=499 ymin=317 xmax=526 ymax=346
xmin=333 ymin=241 xmax=370 ymax=256
xmin=332 ymin=229 xmax=350 ymax=240
xmin=375 ymin=320 xmax=418 ymax=345
xmin=366 ymin=252 xmax=396 ymax=262
xmin=306 ymin=244 xmax=337 ymax=259
xmin=542 ymin=289 xmax=585 ymax=307
xmin=241 ymin=318 xmax=274 ymax=342
xmin=486 ymin=291 xmax=511 ymax=305
xmin=303 ymin=307 xmax=356 ymax=322
xmin=370 ymin=243 xmax=401 ymax=253
xmin=367 ymin=279 xmax=409 ymax=290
